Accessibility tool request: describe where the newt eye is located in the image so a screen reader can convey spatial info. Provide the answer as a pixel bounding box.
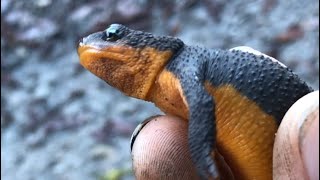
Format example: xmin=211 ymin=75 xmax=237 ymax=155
xmin=104 ymin=25 xmax=123 ymax=41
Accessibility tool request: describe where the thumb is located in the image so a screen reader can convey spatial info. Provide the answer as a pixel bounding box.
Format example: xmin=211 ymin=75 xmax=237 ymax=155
xmin=273 ymin=90 xmax=319 ymax=180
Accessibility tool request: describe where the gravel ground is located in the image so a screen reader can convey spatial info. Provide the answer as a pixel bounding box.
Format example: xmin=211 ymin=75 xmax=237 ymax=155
xmin=1 ymin=0 xmax=319 ymax=180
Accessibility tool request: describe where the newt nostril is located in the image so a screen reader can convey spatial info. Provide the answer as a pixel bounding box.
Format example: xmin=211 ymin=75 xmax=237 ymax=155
xmin=79 ymin=37 xmax=88 ymax=46
xmin=78 ymin=38 xmax=83 ymax=45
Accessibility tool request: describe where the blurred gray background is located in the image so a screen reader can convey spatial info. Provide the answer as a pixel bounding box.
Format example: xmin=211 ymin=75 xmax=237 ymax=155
xmin=1 ymin=0 xmax=319 ymax=179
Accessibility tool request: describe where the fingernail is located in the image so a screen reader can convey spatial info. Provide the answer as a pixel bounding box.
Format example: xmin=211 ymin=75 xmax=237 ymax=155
xmin=130 ymin=115 xmax=162 ymax=153
xmin=298 ymin=91 xmax=319 ymax=179
xmin=299 ymin=108 xmax=319 ymax=179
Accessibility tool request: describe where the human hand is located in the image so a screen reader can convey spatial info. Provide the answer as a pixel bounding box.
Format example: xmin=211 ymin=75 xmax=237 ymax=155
xmin=130 ymin=91 xmax=319 ymax=180
xmin=273 ymin=90 xmax=319 ymax=180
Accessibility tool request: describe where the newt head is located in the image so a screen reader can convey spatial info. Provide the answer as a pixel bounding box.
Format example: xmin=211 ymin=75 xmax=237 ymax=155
xmin=78 ymin=24 xmax=184 ymax=99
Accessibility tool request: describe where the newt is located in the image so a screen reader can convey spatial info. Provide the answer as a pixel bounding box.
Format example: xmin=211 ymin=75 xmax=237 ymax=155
xmin=77 ymin=24 xmax=313 ymax=179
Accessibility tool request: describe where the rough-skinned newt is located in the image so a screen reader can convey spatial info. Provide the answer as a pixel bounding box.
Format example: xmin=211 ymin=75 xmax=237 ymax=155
xmin=77 ymin=24 xmax=313 ymax=180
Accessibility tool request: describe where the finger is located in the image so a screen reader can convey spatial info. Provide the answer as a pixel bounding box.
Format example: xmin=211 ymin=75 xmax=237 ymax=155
xmin=131 ymin=115 xmax=199 ymax=180
xmin=273 ymin=91 xmax=319 ymax=180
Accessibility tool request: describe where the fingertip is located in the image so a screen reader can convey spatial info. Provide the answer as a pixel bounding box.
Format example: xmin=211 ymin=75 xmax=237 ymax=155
xmin=131 ymin=115 xmax=199 ymax=179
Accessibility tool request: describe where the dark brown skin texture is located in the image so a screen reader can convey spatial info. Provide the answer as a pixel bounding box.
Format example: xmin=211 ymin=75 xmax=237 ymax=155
xmin=78 ymin=24 xmax=313 ymax=180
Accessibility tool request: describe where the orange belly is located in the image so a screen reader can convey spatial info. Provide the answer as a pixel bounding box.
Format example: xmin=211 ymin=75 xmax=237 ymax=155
xmin=205 ymin=83 xmax=277 ymax=180
xmin=148 ymin=70 xmax=277 ymax=180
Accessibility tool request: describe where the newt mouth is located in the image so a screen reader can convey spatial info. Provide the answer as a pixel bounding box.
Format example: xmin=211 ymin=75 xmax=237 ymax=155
xmin=78 ymin=43 xmax=139 ymax=70
xmin=78 ymin=45 xmax=105 ymax=68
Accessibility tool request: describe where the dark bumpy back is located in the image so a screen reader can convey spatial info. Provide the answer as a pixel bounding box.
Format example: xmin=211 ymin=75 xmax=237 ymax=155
xmin=206 ymin=49 xmax=313 ymax=123
xmin=166 ymin=46 xmax=313 ymax=124
xmin=110 ymin=24 xmax=184 ymax=53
